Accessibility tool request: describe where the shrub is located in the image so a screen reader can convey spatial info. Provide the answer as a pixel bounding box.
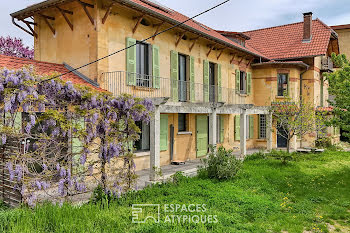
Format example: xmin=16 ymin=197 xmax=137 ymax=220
xmin=266 ymin=150 xmax=295 ymax=164
xmin=198 ymin=146 xmax=242 ymax=180
xmin=315 ymin=137 xmax=333 ymax=148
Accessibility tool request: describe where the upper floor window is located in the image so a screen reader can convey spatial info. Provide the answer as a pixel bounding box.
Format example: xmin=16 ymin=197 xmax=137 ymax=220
xmin=136 ymin=41 xmax=151 ymax=87
xmin=235 ymin=70 xmax=251 ymax=95
xmin=277 ymin=73 xmax=288 ymax=96
xmin=240 ymin=71 xmax=246 ymax=94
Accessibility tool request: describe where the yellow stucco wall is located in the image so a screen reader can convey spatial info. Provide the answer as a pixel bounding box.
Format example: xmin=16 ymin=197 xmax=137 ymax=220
xmin=334 ymin=28 xmax=350 ymax=59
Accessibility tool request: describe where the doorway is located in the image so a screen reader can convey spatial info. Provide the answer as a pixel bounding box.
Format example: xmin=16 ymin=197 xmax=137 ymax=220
xmin=196 ymin=115 xmax=208 ymax=157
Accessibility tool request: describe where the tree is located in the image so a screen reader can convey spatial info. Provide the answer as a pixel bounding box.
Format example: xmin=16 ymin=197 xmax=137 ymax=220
xmin=270 ymin=97 xmax=327 ymax=153
xmin=325 ymin=53 xmax=350 ymax=140
xmin=0 ymin=36 xmax=34 ymax=59
xmin=0 ymin=67 xmax=153 ymax=206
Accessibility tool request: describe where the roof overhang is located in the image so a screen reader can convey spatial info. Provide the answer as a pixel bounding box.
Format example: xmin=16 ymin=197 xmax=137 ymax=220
xmin=10 ymin=0 xmax=269 ymax=60
xmin=251 ymin=61 xmax=309 ymax=69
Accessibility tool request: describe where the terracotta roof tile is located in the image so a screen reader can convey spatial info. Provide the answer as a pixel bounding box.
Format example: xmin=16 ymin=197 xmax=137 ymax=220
xmin=0 ymin=54 xmax=104 ymax=91
xmin=243 ymin=19 xmax=333 ymax=60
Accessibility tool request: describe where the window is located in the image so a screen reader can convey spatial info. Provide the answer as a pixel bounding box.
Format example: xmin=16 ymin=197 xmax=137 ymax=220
xmin=259 ymin=114 xmax=267 ymax=139
xmin=209 ymin=62 xmax=216 ymax=102
xmin=135 ymin=121 xmax=150 ymax=151
xmin=178 ymin=54 xmax=188 ymax=102
xmin=136 ymin=42 xmax=151 ymax=87
xmin=178 ymin=113 xmax=187 ymax=132
xmin=277 ymin=73 xmax=288 ymax=96
xmin=240 ymin=71 xmax=246 ymax=94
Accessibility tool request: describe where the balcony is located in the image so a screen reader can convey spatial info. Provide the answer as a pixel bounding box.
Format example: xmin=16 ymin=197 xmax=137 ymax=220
xmin=101 ymin=71 xmax=245 ymax=105
xmin=321 ymin=56 xmax=333 ymax=71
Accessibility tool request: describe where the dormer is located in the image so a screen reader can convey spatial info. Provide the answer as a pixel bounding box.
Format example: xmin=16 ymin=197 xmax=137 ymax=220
xmin=215 ymin=30 xmax=250 ymax=47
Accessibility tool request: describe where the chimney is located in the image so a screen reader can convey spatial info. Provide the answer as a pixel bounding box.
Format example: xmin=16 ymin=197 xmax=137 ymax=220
xmin=303 ymin=12 xmax=313 ymax=42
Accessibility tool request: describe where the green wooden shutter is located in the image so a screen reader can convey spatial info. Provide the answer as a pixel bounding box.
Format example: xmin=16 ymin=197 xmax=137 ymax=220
xmin=126 ymin=37 xmax=136 ymax=86
xmin=235 ymin=69 xmax=240 ymax=94
xmin=235 ymin=115 xmax=240 ymax=141
xmin=247 ymin=72 xmax=252 ymax=95
xmin=196 ymin=115 xmax=208 ymax=157
xmin=217 ymin=64 xmax=222 ymax=102
xmin=189 ymin=56 xmax=195 ymax=102
xmin=203 ymin=60 xmax=209 ymax=102
xmin=220 ymin=115 xmax=224 ymax=143
xmin=170 ymin=51 xmax=178 ymax=102
xmin=249 ymin=115 xmax=254 ymax=139
xmin=152 ymin=45 xmax=160 ymax=89
xmin=160 ymin=114 xmax=168 ymax=151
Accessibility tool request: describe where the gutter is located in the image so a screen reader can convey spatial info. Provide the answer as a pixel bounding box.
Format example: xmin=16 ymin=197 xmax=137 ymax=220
xmin=115 ymin=0 xmax=268 ymax=59
xmin=11 ymin=0 xmax=269 ymax=60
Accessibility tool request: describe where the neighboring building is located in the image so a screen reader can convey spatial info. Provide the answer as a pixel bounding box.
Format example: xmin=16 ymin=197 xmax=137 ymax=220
xmin=10 ymin=0 xmax=340 ymax=181
xmin=331 ymin=24 xmax=350 ymax=59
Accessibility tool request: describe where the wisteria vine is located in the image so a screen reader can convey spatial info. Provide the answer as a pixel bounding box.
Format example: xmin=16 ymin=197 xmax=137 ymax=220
xmin=0 ymin=67 xmax=154 ymax=206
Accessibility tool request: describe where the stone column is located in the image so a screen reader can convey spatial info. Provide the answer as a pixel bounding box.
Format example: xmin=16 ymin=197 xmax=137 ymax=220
xmin=209 ymin=108 xmax=217 ymax=147
xmin=267 ymin=112 xmax=273 ymax=151
xmin=240 ymin=109 xmax=247 ymax=158
xmin=150 ymin=105 xmax=160 ymax=181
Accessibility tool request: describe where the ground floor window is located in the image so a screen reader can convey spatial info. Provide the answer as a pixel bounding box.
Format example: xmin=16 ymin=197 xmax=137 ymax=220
xmin=135 ymin=121 xmax=150 ymax=151
xmin=259 ymin=114 xmax=267 ymax=139
xmin=178 ymin=113 xmax=187 ymax=132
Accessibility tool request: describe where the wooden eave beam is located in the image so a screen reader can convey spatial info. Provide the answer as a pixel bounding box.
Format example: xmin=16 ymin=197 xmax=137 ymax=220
xmin=246 ymin=58 xmax=254 ymax=67
xmin=207 ymin=43 xmax=217 ymax=57
xmin=22 ymin=20 xmax=37 ymax=26
xmin=132 ymin=14 xmax=145 ymax=33
xmin=78 ymin=0 xmax=95 ymax=25
xmin=21 ymin=20 xmax=36 ymax=35
xmin=189 ymin=36 xmax=200 ymax=52
xmin=56 ymin=7 xmax=73 ymax=31
xmin=238 ymin=56 xmax=245 ymax=65
xmin=175 ymin=31 xmax=186 ymax=47
xmin=12 ymin=17 xmax=37 ymax=38
xmin=230 ymin=54 xmax=236 ymax=64
xmin=217 ymin=48 xmax=225 ymax=60
xmin=102 ymin=2 xmax=115 ymax=24
xmin=152 ymin=21 xmax=164 ymax=40
xmin=39 ymin=13 xmax=55 ymax=35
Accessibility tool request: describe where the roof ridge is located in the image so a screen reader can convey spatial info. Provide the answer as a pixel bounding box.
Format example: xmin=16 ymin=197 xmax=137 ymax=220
xmin=243 ymin=20 xmax=316 ymax=33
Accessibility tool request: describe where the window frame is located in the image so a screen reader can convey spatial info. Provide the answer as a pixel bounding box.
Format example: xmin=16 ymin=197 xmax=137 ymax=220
xmin=134 ymin=121 xmax=150 ymax=152
xmin=136 ymin=41 xmax=152 ymax=87
xmin=240 ymin=71 xmax=247 ymax=94
xmin=178 ymin=113 xmax=188 ymax=132
xmin=277 ymin=73 xmax=289 ymax=97
xmin=178 ymin=53 xmax=189 ymax=102
xmin=259 ymin=114 xmax=267 ymax=139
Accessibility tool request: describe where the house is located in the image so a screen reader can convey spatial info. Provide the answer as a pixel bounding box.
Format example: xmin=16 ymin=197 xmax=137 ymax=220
xmin=10 ymin=0 xmax=339 ymax=181
xmin=331 ymin=24 xmax=350 ymax=60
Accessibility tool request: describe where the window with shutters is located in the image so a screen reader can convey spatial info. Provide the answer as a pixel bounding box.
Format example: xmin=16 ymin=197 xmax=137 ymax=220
xmin=178 ymin=113 xmax=187 ymax=132
xmin=259 ymin=114 xmax=267 ymax=139
xmin=240 ymin=71 xmax=247 ymax=94
xmin=136 ymin=41 xmax=151 ymax=87
xmin=277 ymin=73 xmax=289 ymax=96
xmin=134 ymin=121 xmax=150 ymax=151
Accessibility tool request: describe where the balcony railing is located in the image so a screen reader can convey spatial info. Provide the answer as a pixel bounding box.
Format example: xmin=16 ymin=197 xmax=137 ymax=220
xmin=321 ymin=56 xmax=333 ymax=71
xmin=101 ymin=71 xmax=246 ymax=105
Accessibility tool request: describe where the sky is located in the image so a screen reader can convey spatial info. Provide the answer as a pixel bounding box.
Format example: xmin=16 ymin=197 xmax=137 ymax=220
xmin=2 ymin=0 xmax=350 ymax=47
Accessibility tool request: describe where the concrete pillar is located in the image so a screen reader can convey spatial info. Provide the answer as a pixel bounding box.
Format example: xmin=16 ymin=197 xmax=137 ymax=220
xmin=267 ymin=112 xmax=273 ymax=151
xmin=209 ymin=108 xmax=217 ymax=147
xmin=150 ymin=105 xmax=160 ymax=181
xmin=240 ymin=109 xmax=247 ymax=158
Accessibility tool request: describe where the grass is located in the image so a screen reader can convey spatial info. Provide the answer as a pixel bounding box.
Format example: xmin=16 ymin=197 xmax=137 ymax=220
xmin=1 ymin=151 xmax=350 ymax=232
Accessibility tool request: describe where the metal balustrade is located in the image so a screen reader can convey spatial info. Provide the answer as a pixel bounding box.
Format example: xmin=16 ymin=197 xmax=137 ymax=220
xmin=102 ymin=71 xmax=246 ymax=105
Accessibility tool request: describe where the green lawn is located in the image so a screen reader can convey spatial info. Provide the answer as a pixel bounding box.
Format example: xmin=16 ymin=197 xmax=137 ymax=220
xmin=1 ymin=151 xmax=350 ymax=233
